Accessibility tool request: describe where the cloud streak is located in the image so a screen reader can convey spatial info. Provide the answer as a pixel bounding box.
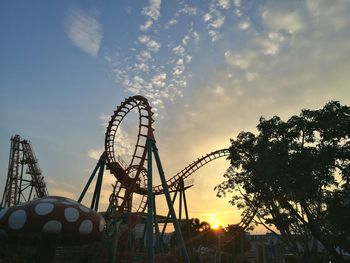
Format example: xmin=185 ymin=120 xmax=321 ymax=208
xmin=142 ymin=0 xmax=161 ymax=21
xmin=65 ymin=7 xmax=103 ymax=56
xmin=104 ymin=1 xmax=203 ymax=114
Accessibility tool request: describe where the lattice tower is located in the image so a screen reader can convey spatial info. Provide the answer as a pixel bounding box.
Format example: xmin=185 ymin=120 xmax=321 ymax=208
xmin=1 ymin=135 xmax=47 ymax=208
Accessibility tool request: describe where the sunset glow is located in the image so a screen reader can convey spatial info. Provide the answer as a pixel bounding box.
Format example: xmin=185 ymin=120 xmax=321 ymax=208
xmin=206 ymin=213 xmax=222 ymax=230
xmin=212 ymin=224 xmax=220 ymax=230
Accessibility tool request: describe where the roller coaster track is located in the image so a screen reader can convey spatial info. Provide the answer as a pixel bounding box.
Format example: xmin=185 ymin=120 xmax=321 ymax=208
xmin=21 ymin=140 xmax=48 ymax=198
xmin=104 ymin=96 xmax=256 ymax=228
xmin=1 ymin=135 xmax=47 ymax=208
xmin=105 ymin=96 xmax=154 ymax=212
xmin=153 ymin=148 xmax=230 ymax=195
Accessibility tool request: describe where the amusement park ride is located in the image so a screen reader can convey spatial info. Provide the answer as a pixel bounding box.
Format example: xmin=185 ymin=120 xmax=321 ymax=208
xmin=1 ymin=134 xmax=47 ymax=208
xmin=0 ymin=96 xmax=256 ymax=262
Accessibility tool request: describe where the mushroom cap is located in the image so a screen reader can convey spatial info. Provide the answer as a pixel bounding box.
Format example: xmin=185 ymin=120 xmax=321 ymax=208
xmin=0 ymin=196 xmax=105 ymax=245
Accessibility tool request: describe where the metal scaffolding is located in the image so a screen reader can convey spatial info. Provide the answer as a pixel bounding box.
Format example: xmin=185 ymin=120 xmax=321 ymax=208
xmin=1 ymin=135 xmax=48 ymax=208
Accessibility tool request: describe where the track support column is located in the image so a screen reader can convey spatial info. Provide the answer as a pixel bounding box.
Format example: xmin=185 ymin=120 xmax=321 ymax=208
xmin=150 ymin=139 xmax=190 ymax=263
xmin=146 ymin=139 xmax=154 ymax=263
xmin=78 ymin=152 xmax=106 ymax=211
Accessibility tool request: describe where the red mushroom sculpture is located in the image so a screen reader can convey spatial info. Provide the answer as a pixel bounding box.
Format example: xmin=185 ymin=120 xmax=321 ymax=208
xmin=0 ymin=196 xmax=105 ymax=243
xmin=0 ymin=196 xmax=105 ymax=261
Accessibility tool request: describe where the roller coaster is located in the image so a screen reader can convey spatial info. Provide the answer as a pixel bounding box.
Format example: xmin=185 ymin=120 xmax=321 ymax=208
xmin=78 ymin=95 xmax=256 ymax=262
xmin=0 ymin=95 xmax=256 ymax=262
xmin=1 ymin=135 xmax=47 ymax=208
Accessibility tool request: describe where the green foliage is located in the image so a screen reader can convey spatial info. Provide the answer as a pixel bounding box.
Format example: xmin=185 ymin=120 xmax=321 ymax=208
xmin=216 ymin=101 xmax=350 ymax=262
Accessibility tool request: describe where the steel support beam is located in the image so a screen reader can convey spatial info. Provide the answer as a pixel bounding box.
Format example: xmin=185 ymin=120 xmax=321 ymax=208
xmin=151 ymin=140 xmax=190 ymax=263
xmin=146 ymin=139 xmax=154 ymax=263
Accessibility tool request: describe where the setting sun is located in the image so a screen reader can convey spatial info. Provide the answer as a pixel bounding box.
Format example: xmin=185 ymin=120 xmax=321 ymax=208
xmin=206 ymin=213 xmax=222 ymax=230
xmin=212 ymin=223 xmax=220 ymax=230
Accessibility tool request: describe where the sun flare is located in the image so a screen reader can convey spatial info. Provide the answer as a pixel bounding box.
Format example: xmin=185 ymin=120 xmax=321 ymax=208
xmin=207 ymin=213 xmax=221 ymax=230
xmin=212 ymin=223 xmax=220 ymax=229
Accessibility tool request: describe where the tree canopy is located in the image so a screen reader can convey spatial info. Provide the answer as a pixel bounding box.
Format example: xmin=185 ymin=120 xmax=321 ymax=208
xmin=216 ymin=101 xmax=350 ymax=262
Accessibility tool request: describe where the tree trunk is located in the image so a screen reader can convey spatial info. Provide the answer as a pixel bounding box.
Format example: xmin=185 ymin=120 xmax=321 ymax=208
xmin=300 ymin=200 xmax=344 ymax=263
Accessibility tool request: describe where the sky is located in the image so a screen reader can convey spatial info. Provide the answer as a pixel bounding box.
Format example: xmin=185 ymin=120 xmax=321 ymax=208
xmin=1 ymin=0 xmax=350 ymax=232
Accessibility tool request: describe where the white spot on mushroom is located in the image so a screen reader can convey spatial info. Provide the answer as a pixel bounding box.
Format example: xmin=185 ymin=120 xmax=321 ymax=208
xmin=0 ymin=208 xmax=9 ymax=220
xmin=0 ymin=229 xmax=7 ymax=238
xmin=43 ymin=220 xmax=62 ymax=234
xmin=99 ymin=218 xmax=105 ymax=232
xmin=79 ymin=220 xmax=93 ymax=235
xmin=64 ymin=207 xmax=79 ymax=222
xmin=35 ymin=203 xmax=54 ymax=215
xmin=8 ymin=210 xmax=27 ymax=230
xmin=78 ymin=205 xmax=90 ymax=213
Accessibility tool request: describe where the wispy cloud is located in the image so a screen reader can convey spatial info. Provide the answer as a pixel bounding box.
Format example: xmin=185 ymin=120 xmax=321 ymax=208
xmin=138 ymin=35 xmax=161 ymax=52
xmin=212 ymin=85 xmax=225 ymax=95
xmin=88 ymin=148 xmax=103 ymax=160
xmin=45 ymin=178 xmax=77 ymax=199
xmin=238 ymin=19 xmax=251 ymax=30
xmin=49 ymin=188 xmax=76 ymax=199
xmin=217 ymin=0 xmax=230 ymax=10
xmin=99 ymin=114 xmax=110 ymax=127
xmin=164 ymin=0 xmax=350 ymax=156
xmin=65 ymin=6 xmax=103 ymax=56
xmin=104 ymin=1 xmax=205 ymax=114
xmin=224 ymin=51 xmax=255 ymax=70
xmin=178 ymin=4 xmax=197 ymax=16
xmin=203 ymin=0 xmax=228 ymax=42
xmin=141 ymin=0 xmax=161 ymax=21
xmin=140 ymin=20 xmax=153 ymax=32
xmin=87 ymin=124 xmax=133 ymax=174
xmin=105 ymin=0 xmax=350 ymax=126
xmin=164 ymin=18 xmax=178 ymax=29
xmin=262 ymin=8 xmax=305 ymax=34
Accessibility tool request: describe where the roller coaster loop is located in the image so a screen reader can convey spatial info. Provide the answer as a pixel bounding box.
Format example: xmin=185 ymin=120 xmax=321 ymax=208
xmin=79 ymin=95 xmax=257 ymax=262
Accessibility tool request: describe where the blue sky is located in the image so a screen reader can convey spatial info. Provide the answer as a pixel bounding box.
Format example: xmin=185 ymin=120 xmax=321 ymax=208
xmin=1 ymin=0 xmax=350 ymax=230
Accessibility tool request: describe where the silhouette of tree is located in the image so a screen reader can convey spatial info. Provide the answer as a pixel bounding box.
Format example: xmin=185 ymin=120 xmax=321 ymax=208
xmin=325 ymin=186 xmax=350 ymax=252
xmin=216 ymin=101 xmax=350 ymax=262
xmin=180 ymin=218 xmax=213 ymax=247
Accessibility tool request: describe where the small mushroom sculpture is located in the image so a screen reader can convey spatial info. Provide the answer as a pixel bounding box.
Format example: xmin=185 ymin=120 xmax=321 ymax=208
xmin=0 ymin=196 xmax=105 ymax=261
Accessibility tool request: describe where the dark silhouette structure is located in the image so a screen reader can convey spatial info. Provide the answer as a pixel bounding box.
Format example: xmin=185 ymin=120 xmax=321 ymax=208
xmin=1 ymin=135 xmax=47 ymax=208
